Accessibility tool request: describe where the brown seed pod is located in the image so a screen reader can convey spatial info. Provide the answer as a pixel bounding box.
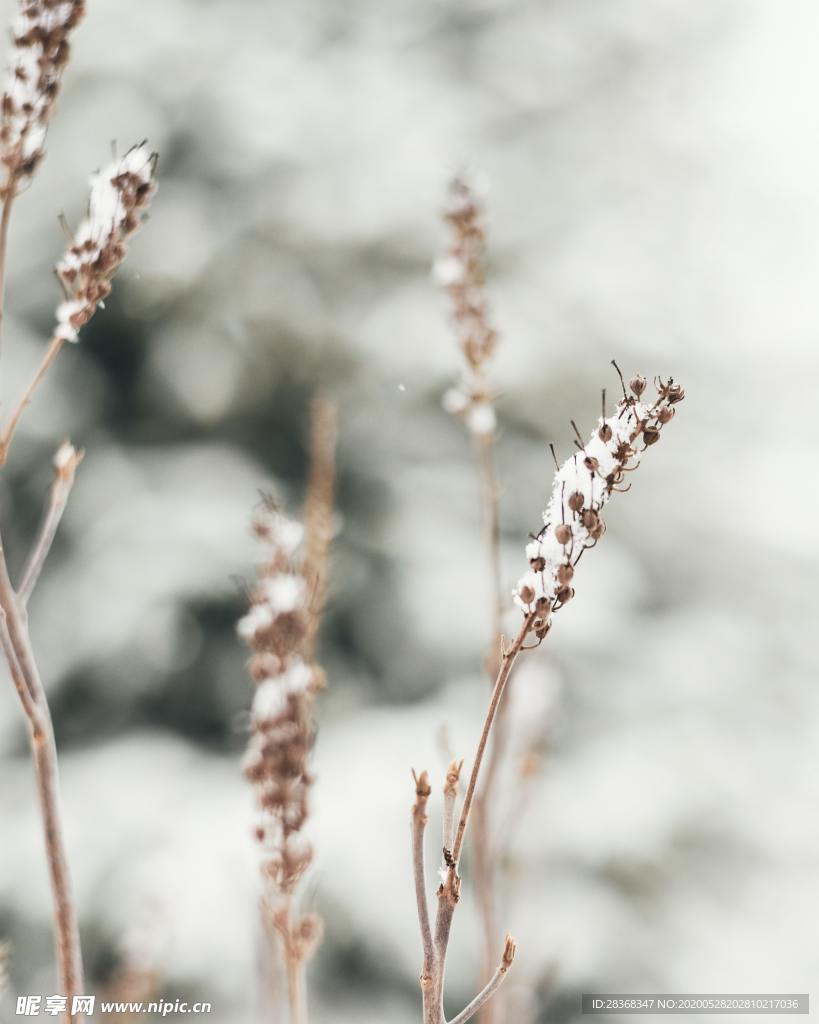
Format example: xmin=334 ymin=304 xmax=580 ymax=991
xmin=657 ymin=406 xmax=675 ymax=424
xmin=583 ymin=455 xmax=599 ymax=473
xmin=598 ymin=422 xmax=613 ymax=442
xmin=642 ymin=426 xmax=660 ymax=446
xmin=629 ymin=374 xmax=647 ymax=396
xmin=556 ymin=563 xmax=574 ymax=585
xmin=535 ymin=620 xmax=552 ymax=640
xmin=554 ymin=524 xmax=573 ymax=545
xmin=530 ymin=555 xmax=546 ymax=571
xmin=581 ymin=508 xmax=599 ymax=530
xmin=556 ymin=586 xmax=574 ymax=605
xmin=568 ymin=491 xmax=585 ymax=513
xmin=518 ymin=584 xmax=535 ymax=605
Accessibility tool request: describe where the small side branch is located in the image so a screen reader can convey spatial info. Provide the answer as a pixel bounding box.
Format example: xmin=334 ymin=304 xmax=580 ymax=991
xmin=412 ymin=770 xmax=435 ymax=991
xmin=19 ymin=442 xmax=82 ymax=606
xmin=447 ymin=936 xmax=516 ymax=1024
xmin=0 ymin=609 xmax=39 ymax=723
xmin=0 ymin=335 xmax=65 ymax=466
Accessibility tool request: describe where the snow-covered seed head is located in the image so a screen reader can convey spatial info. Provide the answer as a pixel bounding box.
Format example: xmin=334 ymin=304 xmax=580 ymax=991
xmin=240 ymin=494 xmax=326 ymax=921
xmin=0 ymin=0 xmax=85 ymax=195
xmin=437 ymin=174 xmax=498 ymax=437
xmin=55 ymin=142 xmax=156 ymax=343
xmin=514 ymin=373 xmax=684 ymax=629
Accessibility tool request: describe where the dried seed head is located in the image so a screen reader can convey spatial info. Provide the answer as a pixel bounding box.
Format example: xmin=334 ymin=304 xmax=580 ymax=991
xmin=438 ymin=174 xmax=498 ymax=437
xmin=567 ymin=490 xmax=584 ymax=513
xmin=0 ymin=0 xmax=85 ymax=195
xmin=628 ymin=374 xmax=647 ymax=396
xmin=556 ymin=563 xmax=574 ymax=585
xmin=55 ymin=142 xmax=156 ymax=343
xmin=514 ymin=371 xmax=683 ymax=620
xmin=241 ymin=493 xmax=327 ymax=945
xmin=657 ymin=405 xmax=675 ymax=424
xmin=554 ymin=523 xmax=572 ymax=545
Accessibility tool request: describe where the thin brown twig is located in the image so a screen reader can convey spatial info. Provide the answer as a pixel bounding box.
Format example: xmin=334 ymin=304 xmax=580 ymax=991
xmin=451 ymin=613 xmax=535 ymax=866
xmin=0 ymin=334 xmax=65 ymax=466
xmin=449 ymin=938 xmax=516 ymax=1024
xmin=19 ymin=443 xmax=82 ymax=606
xmin=0 ymin=536 xmax=84 ymax=1022
xmin=0 ymin=195 xmax=15 ymax=355
xmin=418 ymin=615 xmax=534 ymax=1024
xmin=412 ymin=770 xmax=435 ymax=996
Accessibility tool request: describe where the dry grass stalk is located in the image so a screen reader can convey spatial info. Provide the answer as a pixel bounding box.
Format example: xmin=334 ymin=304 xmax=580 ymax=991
xmin=240 ymin=404 xmax=336 ymax=1024
xmin=301 ymin=397 xmax=337 ymax=660
xmin=436 ymin=175 xmax=507 ymax=1022
xmin=0 ymin=7 xmax=155 ymax=1020
xmin=412 ymin=372 xmax=684 ymax=1023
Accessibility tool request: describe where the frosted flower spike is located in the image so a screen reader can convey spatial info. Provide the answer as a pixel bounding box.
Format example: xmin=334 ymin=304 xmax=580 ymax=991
xmin=0 ymin=0 xmax=85 ymax=193
xmin=437 ymin=175 xmax=499 ymax=437
xmin=55 ymin=142 xmax=156 ymax=342
xmin=514 ymin=370 xmax=685 ymax=640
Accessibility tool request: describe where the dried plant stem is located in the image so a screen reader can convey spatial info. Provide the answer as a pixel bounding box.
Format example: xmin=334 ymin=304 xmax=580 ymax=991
xmin=471 ymin=430 xmax=506 ymax=1024
xmin=0 ymin=195 xmax=14 ymax=347
xmin=0 ymin=334 xmax=64 ymax=464
xmin=19 ymin=446 xmax=82 ymax=605
xmin=452 ymin=614 xmax=534 ymax=867
xmin=281 ymin=903 xmax=306 ymax=1024
xmin=448 ymin=938 xmax=516 ymax=1024
xmin=412 ymin=771 xmax=434 ymax=996
xmin=417 ymin=616 xmax=533 ymax=1024
xmin=302 ymin=398 xmax=337 ymax=660
xmin=0 ymin=523 xmax=84 ymax=1023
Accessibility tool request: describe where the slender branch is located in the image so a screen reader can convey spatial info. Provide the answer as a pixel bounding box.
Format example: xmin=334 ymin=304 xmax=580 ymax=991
xmin=0 ymin=194 xmax=15 ymax=357
xmin=451 ymin=613 xmax=535 ymax=866
xmin=475 ymin=433 xmax=503 ymax=678
xmin=0 ymin=334 xmax=65 ymax=466
xmin=448 ymin=937 xmax=516 ymax=1024
xmin=472 ymin=430 xmax=506 ymax=1024
xmin=412 ymin=770 xmax=435 ymax=993
xmin=0 ymin=532 xmax=84 ymax=1023
xmin=0 ymin=608 xmax=38 ymax=722
xmin=19 ymin=442 xmax=82 ymax=606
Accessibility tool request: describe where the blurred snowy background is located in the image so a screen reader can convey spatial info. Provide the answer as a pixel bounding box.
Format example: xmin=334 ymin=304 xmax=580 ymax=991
xmin=0 ymin=0 xmax=817 ymax=1020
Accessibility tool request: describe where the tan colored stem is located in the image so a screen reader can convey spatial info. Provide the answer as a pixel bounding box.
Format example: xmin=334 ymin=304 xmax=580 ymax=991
xmin=0 ymin=540 xmax=84 ymax=1023
xmin=0 ymin=195 xmax=15 ymax=355
xmin=0 ymin=334 xmax=65 ymax=466
xmin=19 ymin=446 xmax=82 ymax=606
xmin=412 ymin=771 xmax=435 ymax=1000
xmin=302 ymin=398 xmax=337 ymax=660
xmin=285 ymin=944 xmax=305 ymax=1024
xmin=472 ymin=431 xmax=506 ymax=1024
xmin=451 ymin=614 xmax=534 ymax=866
xmin=448 ymin=937 xmax=516 ymax=1024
